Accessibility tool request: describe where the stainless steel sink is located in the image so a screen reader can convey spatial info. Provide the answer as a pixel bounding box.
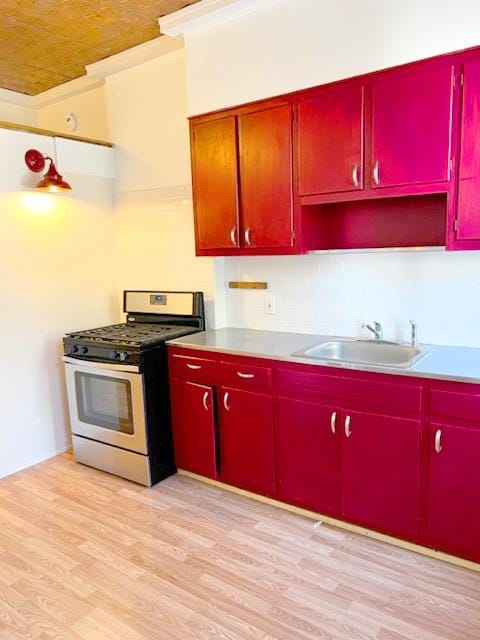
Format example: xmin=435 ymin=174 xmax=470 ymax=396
xmin=293 ymin=339 xmax=430 ymax=368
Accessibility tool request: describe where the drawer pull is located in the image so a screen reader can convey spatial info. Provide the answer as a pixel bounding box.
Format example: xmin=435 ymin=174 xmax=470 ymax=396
xmin=352 ymin=164 xmax=360 ymax=187
xmin=237 ymin=371 xmax=255 ymax=379
xmin=186 ymin=364 xmax=202 ymax=370
xmin=434 ymin=429 xmax=442 ymax=454
xmin=202 ymin=391 xmax=209 ymax=411
xmin=330 ymin=411 xmax=337 ymax=435
xmin=344 ymin=415 xmax=351 ymax=438
xmin=223 ymin=392 xmax=230 ymax=412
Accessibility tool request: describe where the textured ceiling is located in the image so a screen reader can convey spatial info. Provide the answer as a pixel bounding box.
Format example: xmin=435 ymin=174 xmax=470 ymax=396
xmin=0 ymin=0 xmax=201 ymax=96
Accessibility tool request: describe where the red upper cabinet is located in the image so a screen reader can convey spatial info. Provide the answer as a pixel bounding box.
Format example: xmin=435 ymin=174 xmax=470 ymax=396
xmin=370 ymin=64 xmax=454 ymax=189
xmin=239 ymin=105 xmax=293 ymax=249
xmin=170 ymin=379 xmax=217 ymax=479
xmin=219 ymin=386 xmax=275 ymax=497
xmin=341 ymin=409 xmax=421 ymax=539
xmin=191 ymin=116 xmax=240 ymax=251
xmin=456 ymin=59 xmax=480 ymax=241
xmin=276 ymin=397 xmax=341 ymax=515
xmin=424 ymin=423 xmax=480 ymax=563
xmin=297 ymin=85 xmax=364 ymax=196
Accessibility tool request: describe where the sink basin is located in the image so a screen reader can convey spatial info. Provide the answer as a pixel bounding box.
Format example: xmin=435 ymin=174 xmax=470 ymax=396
xmin=293 ymin=340 xmax=430 ymax=368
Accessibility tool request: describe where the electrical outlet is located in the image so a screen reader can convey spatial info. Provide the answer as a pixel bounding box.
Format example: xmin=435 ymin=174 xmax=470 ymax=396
xmin=265 ymin=294 xmax=276 ymax=315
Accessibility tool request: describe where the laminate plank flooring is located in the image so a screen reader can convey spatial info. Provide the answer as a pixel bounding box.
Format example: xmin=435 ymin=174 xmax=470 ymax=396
xmin=0 ymin=454 xmax=478 ymax=640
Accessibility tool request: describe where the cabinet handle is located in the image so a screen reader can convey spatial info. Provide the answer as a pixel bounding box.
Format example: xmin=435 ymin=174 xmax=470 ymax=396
xmin=373 ymin=161 xmax=380 ymax=185
xmin=202 ymin=391 xmax=209 ymax=411
xmin=230 ymin=226 xmax=237 ymax=246
xmin=245 ymin=228 xmax=252 ymax=246
xmin=352 ymin=164 xmax=360 ymax=187
xmin=237 ymin=371 xmax=254 ymax=379
xmin=223 ymin=391 xmax=230 ymax=412
xmin=344 ymin=415 xmax=351 ymax=438
xmin=434 ymin=429 xmax=442 ymax=454
xmin=186 ymin=363 xmax=201 ymax=370
xmin=330 ymin=411 xmax=337 ymax=434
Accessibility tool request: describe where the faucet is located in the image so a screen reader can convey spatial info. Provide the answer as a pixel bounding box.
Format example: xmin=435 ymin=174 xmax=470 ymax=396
xmin=409 ymin=319 xmax=417 ymax=347
xmin=366 ymin=321 xmax=383 ymax=341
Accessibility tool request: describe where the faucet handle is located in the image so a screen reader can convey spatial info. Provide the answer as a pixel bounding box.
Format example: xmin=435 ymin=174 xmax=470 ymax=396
xmin=409 ymin=319 xmax=417 ymax=347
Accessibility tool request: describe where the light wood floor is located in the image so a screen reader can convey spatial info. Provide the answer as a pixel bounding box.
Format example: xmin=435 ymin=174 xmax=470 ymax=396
xmin=0 ymin=454 xmax=478 ymax=639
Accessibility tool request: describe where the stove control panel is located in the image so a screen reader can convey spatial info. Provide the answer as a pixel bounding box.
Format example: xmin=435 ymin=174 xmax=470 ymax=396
xmin=66 ymin=343 xmax=135 ymax=364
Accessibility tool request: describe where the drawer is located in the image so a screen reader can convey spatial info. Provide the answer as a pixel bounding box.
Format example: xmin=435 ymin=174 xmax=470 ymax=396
xmin=277 ymin=367 xmax=422 ymax=412
xmin=220 ymin=360 xmax=272 ymax=390
xmin=430 ymin=389 xmax=480 ymax=423
xmin=169 ymin=353 xmax=217 ymax=383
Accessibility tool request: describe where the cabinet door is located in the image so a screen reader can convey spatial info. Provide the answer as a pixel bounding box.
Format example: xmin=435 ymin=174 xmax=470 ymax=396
xmin=371 ymin=64 xmax=453 ymax=188
xmin=276 ymin=397 xmax=341 ymax=515
xmin=170 ymin=379 xmax=217 ymax=478
xmin=342 ymin=410 xmax=421 ymax=538
xmin=425 ymin=423 xmax=480 ymax=562
xmin=219 ymin=387 xmax=275 ymax=496
xmin=457 ymin=60 xmax=480 ymax=240
xmin=191 ymin=116 xmax=240 ymax=251
xmin=239 ymin=105 xmax=293 ymax=249
xmin=297 ymin=85 xmax=364 ymax=195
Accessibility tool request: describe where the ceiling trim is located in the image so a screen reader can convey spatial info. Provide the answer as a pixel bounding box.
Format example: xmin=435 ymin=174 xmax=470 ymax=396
xmin=86 ymin=35 xmax=184 ymax=80
xmin=159 ymin=0 xmax=276 ymax=36
xmin=32 ymin=75 xmax=105 ymax=108
xmin=33 ymin=34 xmax=183 ymax=108
xmin=0 ymin=88 xmax=33 ymax=106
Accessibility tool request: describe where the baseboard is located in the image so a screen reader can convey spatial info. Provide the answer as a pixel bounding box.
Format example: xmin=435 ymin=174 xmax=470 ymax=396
xmin=178 ymin=469 xmax=480 ymax=574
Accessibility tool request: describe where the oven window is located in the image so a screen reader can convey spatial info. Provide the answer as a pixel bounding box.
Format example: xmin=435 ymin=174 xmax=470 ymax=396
xmin=75 ymin=372 xmax=134 ymax=434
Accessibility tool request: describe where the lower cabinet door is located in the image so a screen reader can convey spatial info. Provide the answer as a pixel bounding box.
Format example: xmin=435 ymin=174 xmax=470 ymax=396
xmin=424 ymin=423 xmax=480 ymax=562
xmin=170 ymin=379 xmax=217 ymax=478
xmin=276 ymin=397 xmax=341 ymax=515
xmin=219 ymin=386 xmax=275 ymax=496
xmin=341 ymin=409 xmax=421 ymax=539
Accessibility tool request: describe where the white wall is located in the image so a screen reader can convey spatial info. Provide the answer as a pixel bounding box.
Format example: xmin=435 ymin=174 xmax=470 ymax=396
xmin=35 ymin=85 xmax=110 ymax=141
xmin=185 ymin=0 xmax=480 ymax=115
xmin=106 ymin=48 xmax=224 ymax=328
xmin=0 ymin=128 xmax=117 ymax=479
xmin=0 ymin=89 xmax=36 ymax=126
xmin=174 ymin=0 xmax=480 ymax=348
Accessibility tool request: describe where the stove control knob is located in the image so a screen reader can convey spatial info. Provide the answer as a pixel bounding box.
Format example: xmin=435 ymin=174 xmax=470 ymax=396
xmin=120 ymin=352 xmax=128 ymax=362
xmin=71 ymin=345 xmax=79 ymax=354
xmin=111 ymin=351 xmax=121 ymax=360
xmin=80 ymin=346 xmax=89 ymax=355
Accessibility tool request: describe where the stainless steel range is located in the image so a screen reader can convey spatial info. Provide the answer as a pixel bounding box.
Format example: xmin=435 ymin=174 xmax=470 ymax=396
xmin=62 ymin=291 xmax=205 ymax=486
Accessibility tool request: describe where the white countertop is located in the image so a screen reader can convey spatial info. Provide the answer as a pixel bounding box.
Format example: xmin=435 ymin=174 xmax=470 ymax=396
xmin=169 ymin=328 xmax=480 ymax=384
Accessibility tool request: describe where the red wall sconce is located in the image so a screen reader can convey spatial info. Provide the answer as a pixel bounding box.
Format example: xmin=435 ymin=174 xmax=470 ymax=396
xmin=25 ymin=149 xmax=72 ymax=192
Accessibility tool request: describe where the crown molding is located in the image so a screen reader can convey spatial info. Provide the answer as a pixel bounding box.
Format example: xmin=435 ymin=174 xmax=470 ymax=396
xmin=0 ymin=88 xmax=33 ymax=106
xmin=86 ymin=35 xmax=184 ymax=80
xmin=159 ymin=0 xmax=276 ymax=36
xmin=33 ymin=35 xmax=183 ymax=107
xmin=32 ymin=75 xmax=104 ymax=108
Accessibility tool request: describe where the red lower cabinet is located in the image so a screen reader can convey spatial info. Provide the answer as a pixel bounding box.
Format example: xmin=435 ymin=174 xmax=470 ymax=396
xmin=424 ymin=423 xmax=480 ymax=562
xmin=170 ymin=379 xmax=217 ymax=479
xmin=276 ymin=397 xmax=341 ymax=515
xmin=341 ymin=409 xmax=421 ymax=539
xmin=219 ymin=386 xmax=275 ymax=496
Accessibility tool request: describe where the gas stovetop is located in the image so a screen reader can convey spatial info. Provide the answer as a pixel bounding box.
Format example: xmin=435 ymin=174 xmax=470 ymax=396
xmin=66 ymin=322 xmax=195 ymax=348
xmin=63 ymin=290 xmax=205 ymax=365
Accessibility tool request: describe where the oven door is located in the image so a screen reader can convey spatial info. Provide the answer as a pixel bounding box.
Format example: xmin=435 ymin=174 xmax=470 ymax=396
xmin=63 ymin=357 xmax=148 ymax=455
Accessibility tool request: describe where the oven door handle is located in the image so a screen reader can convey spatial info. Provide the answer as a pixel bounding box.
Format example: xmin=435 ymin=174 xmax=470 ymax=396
xmin=62 ymin=356 xmax=140 ymax=374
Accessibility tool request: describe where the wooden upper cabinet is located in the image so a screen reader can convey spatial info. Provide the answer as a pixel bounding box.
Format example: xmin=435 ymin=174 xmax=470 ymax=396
xmin=456 ymin=59 xmax=480 ymax=241
xmin=371 ymin=64 xmax=454 ymax=189
xmin=239 ymin=105 xmax=293 ymax=249
xmin=191 ymin=116 xmax=239 ymax=251
xmin=297 ymin=85 xmax=364 ymax=195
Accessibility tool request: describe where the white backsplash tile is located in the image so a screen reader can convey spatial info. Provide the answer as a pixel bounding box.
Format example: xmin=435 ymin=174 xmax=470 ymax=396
xmin=222 ymin=251 xmax=480 ymax=348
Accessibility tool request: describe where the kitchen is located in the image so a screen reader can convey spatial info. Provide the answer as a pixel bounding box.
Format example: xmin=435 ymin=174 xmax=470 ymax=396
xmin=1 ymin=0 xmax=480 ymax=638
